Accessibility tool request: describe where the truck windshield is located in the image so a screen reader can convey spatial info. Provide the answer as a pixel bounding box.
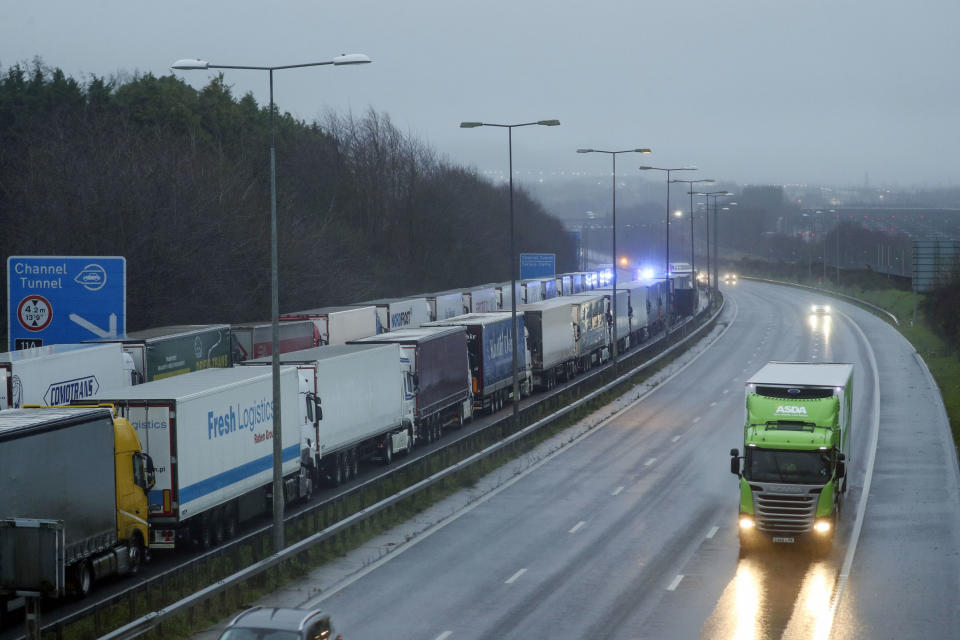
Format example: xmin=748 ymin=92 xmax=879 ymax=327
xmin=744 ymin=448 xmax=832 ymax=484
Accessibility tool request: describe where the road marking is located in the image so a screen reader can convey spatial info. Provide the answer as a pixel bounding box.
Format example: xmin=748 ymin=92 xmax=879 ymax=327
xmin=569 ymin=521 xmax=586 ymax=534
xmin=706 ymin=525 xmax=719 ymax=539
xmin=505 ymin=568 xmax=527 ymax=584
xmin=732 ymin=375 xmax=740 ymax=382
xmin=612 ymin=486 xmax=625 ymax=496
xmin=692 ymin=416 xmax=701 ymax=423
xmin=672 ymin=435 xmax=681 ymax=443
xmin=710 ymin=401 xmax=717 ymax=407
xmin=435 ymin=633 xmax=453 ymax=640
xmin=722 ymin=389 xmax=729 ymax=394
xmin=644 ymin=458 xmax=657 ymax=467
xmin=666 ymin=574 xmax=684 ymax=591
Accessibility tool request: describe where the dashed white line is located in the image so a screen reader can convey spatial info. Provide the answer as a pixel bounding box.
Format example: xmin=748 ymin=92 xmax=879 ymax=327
xmin=435 ymin=632 xmax=453 ymax=640
xmin=644 ymin=458 xmax=657 ymax=467
xmin=505 ymin=568 xmax=527 ymax=584
xmin=706 ymin=525 xmax=719 ymax=539
xmin=569 ymin=521 xmax=586 ymax=534
xmin=692 ymin=416 xmax=701 ymax=423
xmin=671 ymin=435 xmax=682 ymax=443
xmin=710 ymin=401 xmax=717 ymax=407
xmin=722 ymin=389 xmax=729 ymax=394
xmin=732 ymin=375 xmax=740 ymax=381
xmin=667 ymin=574 xmax=685 ymax=591
xmin=612 ymin=485 xmax=625 ymax=496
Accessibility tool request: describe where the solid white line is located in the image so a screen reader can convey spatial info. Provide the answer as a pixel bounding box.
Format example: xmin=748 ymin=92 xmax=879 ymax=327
xmin=569 ymin=521 xmax=586 ymax=534
xmin=505 ymin=568 xmax=527 ymax=584
xmin=706 ymin=525 xmax=719 ymax=539
xmin=666 ymin=574 xmax=684 ymax=591
xmin=612 ymin=486 xmax=625 ymax=496
xmin=435 ymin=632 xmax=453 ymax=640
xmin=827 ymin=308 xmax=883 ymax=630
xmin=303 ymin=297 xmax=741 ymax=608
xmin=672 ymin=435 xmax=682 ymax=443
xmin=644 ymin=458 xmax=657 ymax=467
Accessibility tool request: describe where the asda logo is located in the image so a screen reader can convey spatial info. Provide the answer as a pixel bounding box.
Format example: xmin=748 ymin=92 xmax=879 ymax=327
xmin=775 ymin=405 xmax=807 ymax=415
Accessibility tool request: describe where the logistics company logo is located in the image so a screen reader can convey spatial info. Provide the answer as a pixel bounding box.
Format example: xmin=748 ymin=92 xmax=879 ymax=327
xmin=207 ymin=398 xmax=274 ymax=440
xmin=43 ymin=375 xmax=100 ymax=405
xmin=774 ymin=405 xmax=808 ymax=416
xmin=390 ymin=310 xmax=412 ymax=328
xmin=73 ymin=264 xmax=107 ymax=291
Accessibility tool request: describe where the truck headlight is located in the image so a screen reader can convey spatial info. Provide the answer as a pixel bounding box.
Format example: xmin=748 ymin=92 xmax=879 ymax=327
xmin=813 ymin=519 xmax=831 ymax=533
xmin=739 ymin=516 xmax=755 ymax=529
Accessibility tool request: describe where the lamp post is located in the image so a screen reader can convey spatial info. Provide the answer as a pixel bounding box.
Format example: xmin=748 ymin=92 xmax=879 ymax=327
xmin=576 ymin=148 xmax=651 ymax=365
xmin=171 ymin=53 xmax=371 ymax=552
xmin=639 ymin=166 xmax=696 ymax=333
xmin=461 ymin=119 xmax=560 ymax=422
xmin=694 ymin=191 xmax=731 ymax=293
xmin=670 ymin=178 xmax=714 ymax=283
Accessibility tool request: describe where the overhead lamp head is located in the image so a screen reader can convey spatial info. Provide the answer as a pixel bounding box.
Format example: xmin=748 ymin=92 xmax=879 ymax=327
xmin=171 ymin=58 xmax=209 ymax=70
xmin=460 ymin=122 xmax=483 ymax=128
xmin=576 ymin=148 xmax=593 ymax=153
xmin=537 ymin=119 xmax=561 ymax=126
xmin=635 ymin=148 xmax=652 ymax=154
xmin=638 ymin=166 xmax=655 ymax=170
xmin=333 ymin=53 xmax=372 ymax=65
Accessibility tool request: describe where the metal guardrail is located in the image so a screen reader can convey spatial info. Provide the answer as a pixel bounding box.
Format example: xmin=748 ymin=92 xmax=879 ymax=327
xmin=740 ymin=276 xmax=900 ymax=326
xmin=27 ymin=297 xmax=725 ymax=640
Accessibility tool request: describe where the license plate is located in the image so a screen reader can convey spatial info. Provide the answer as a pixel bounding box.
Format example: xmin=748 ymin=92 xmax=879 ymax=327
xmin=772 ymin=536 xmax=795 ymax=544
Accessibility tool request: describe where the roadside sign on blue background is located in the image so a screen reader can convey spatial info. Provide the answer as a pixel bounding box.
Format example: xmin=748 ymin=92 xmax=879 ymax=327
xmin=520 ymin=253 xmax=556 ymax=280
xmin=7 ymin=256 xmax=126 ymax=349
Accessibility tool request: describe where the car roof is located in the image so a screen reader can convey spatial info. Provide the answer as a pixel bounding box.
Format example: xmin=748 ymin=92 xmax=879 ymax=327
xmin=228 ymin=607 xmax=328 ymax=631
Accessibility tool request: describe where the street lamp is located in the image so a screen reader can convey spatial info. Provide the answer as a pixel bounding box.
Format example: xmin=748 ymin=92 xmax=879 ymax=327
xmin=172 ymin=53 xmax=371 ymax=553
xmin=694 ymin=191 xmax=734 ymax=293
xmin=670 ymin=178 xmax=715 ymax=283
xmin=461 ymin=119 xmax=560 ymax=421
xmin=576 ymin=147 xmax=651 ymax=365
xmin=639 ymin=166 xmax=696 ymax=333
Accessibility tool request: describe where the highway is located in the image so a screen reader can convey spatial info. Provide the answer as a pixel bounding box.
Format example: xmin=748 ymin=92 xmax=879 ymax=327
xmin=206 ymin=279 xmax=960 ymax=639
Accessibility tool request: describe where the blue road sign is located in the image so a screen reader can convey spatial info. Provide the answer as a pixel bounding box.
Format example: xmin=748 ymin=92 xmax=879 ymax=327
xmin=520 ymin=253 xmax=556 ymax=280
xmin=7 ymin=256 xmax=126 ymax=348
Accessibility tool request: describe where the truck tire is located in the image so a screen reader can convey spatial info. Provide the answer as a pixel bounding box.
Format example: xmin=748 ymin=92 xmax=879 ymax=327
xmin=128 ymin=535 xmax=144 ymax=575
xmin=382 ymin=437 xmax=393 ymax=465
xmin=350 ymin=448 xmax=359 ymax=478
xmin=74 ymin=561 xmax=94 ymax=598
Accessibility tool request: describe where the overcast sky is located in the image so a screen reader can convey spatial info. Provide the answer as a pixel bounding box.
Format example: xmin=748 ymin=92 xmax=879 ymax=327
xmin=3 ymin=0 xmax=958 ymax=188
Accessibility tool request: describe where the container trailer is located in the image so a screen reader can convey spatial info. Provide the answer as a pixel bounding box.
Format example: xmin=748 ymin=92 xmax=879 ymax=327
xmin=230 ymin=319 xmax=316 ymax=362
xmin=519 ymin=298 xmax=577 ymax=390
xmin=94 ymin=325 xmax=232 ymax=383
xmin=281 ymin=305 xmax=378 ymax=346
xmin=352 ymin=297 xmax=432 ymax=333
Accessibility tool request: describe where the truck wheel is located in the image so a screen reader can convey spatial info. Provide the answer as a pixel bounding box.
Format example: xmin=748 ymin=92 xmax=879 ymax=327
xmin=349 ymin=449 xmax=359 ymax=479
xmin=382 ymin=438 xmax=393 ymax=465
xmin=74 ymin=561 xmax=94 ymax=597
xmin=127 ymin=535 xmax=144 ymax=575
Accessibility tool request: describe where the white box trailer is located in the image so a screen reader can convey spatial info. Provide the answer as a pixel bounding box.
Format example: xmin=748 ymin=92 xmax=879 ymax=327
xmin=84 ymin=367 xmax=311 ymax=550
xmin=281 ymin=305 xmax=379 ymax=346
xmin=569 ymin=293 xmax=609 ymax=370
xmin=462 ymin=286 xmax=499 ymax=313
xmin=497 ymin=281 xmax=523 ymax=310
xmin=353 ymin=297 xmax=432 ymax=332
xmin=521 ymin=279 xmax=543 ymax=304
xmin=0 ymin=343 xmax=135 ymax=409
xmin=242 ymin=344 xmax=413 ymax=486
xmin=230 ymin=319 xmax=316 ymax=362
xmin=591 ymin=287 xmax=631 ymax=352
xmin=617 ymin=280 xmax=651 ymax=344
xmin=519 ymin=298 xmax=578 ymax=390
xmin=423 ymin=290 xmax=466 ymax=322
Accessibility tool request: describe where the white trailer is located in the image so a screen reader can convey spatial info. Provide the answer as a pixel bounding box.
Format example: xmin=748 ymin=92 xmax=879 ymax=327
xmin=424 ymin=290 xmax=466 ymax=322
xmin=230 ymin=319 xmax=316 ymax=362
xmin=520 ymin=298 xmax=578 ymax=390
xmin=463 ymin=285 xmax=499 ymax=313
xmin=0 ymin=343 xmax=135 ymax=409
xmin=591 ymin=287 xmax=631 ymax=352
xmin=521 ymin=279 xmax=544 ymax=304
xmin=242 ymin=344 xmax=413 ymax=487
xmin=85 ymin=367 xmax=311 ymax=550
xmin=569 ymin=293 xmax=609 ymax=370
xmin=617 ymin=280 xmax=651 ymax=344
xmin=353 ymin=297 xmax=432 ymax=332
xmin=281 ymin=305 xmax=379 ymax=346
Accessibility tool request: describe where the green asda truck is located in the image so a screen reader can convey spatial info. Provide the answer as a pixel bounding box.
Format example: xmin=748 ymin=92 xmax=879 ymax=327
xmin=730 ymin=362 xmax=853 ymax=552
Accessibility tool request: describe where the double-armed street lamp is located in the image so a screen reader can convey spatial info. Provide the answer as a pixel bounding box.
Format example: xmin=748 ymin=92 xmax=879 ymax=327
xmin=576 ymin=147 xmax=651 ymax=366
xmin=694 ymin=190 xmax=734 ymax=293
xmin=171 ymin=53 xmax=371 ymax=552
xmin=460 ymin=120 xmax=560 ymax=422
xmin=669 ymin=178 xmax=715 ymax=284
xmin=638 ymin=166 xmax=696 ymax=333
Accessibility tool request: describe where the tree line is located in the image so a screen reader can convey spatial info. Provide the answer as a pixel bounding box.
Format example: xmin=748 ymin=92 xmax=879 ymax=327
xmin=0 ymin=60 xmax=576 ymax=346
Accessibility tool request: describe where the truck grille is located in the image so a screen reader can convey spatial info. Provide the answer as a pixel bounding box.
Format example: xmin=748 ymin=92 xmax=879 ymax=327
xmin=752 ymin=486 xmax=820 ymax=534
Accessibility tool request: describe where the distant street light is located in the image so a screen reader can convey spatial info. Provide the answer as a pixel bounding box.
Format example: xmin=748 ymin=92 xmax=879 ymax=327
xmin=671 ymin=178 xmax=715 ymax=286
xmin=461 ymin=119 xmax=560 ymax=422
xmin=695 ymin=191 xmax=734 ymax=292
xmin=171 ymin=53 xmax=371 ymax=553
xmin=576 ymin=147 xmax=651 ymax=365
xmin=639 ymin=166 xmax=696 ymax=333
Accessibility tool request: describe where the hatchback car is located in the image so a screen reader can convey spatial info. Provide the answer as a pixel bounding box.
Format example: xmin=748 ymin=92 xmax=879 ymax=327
xmin=218 ymin=607 xmax=340 ymax=640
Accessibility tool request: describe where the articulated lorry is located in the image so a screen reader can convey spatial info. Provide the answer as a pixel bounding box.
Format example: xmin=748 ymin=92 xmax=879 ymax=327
xmin=242 ymin=344 xmax=413 ymax=486
xmin=83 ymin=367 xmax=312 ymax=551
xmin=352 ymin=297 xmax=432 ymax=332
xmin=462 ymin=285 xmax=499 ymax=314
xmin=730 ymin=362 xmax=853 ymax=552
xmin=95 ymin=324 xmax=232 ymax=382
xmin=281 ymin=305 xmax=378 ymax=346
xmin=0 ymin=343 xmax=136 ymax=409
xmin=350 ymin=327 xmax=472 ymax=443
xmin=520 ymin=297 xmax=577 ymax=390
xmin=569 ymin=293 xmax=609 ymax=371
xmin=425 ymin=313 xmax=532 ymax=414
xmin=230 ymin=319 xmax=316 ymax=362
xmin=0 ymin=406 xmax=154 ymax=603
